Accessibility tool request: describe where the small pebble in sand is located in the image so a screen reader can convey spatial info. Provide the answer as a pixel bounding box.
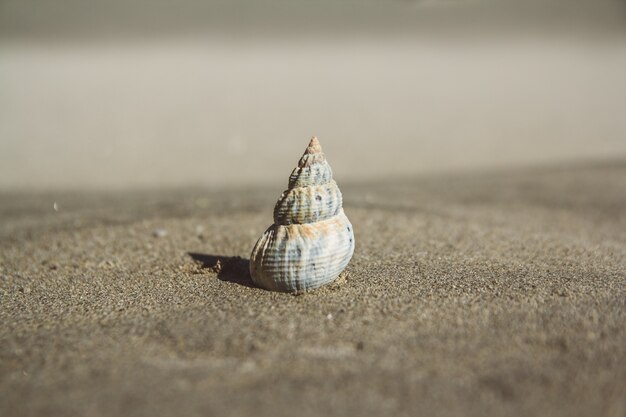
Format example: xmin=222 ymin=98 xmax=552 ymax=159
xmin=53 ymin=202 xmax=59 ymax=211
xmin=152 ymin=228 xmax=168 ymax=238
xmin=210 ymin=260 xmax=222 ymax=274
xmin=195 ymin=225 xmax=205 ymax=240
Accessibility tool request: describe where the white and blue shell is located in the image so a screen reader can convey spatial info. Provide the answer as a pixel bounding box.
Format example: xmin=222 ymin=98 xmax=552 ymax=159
xmin=250 ymin=137 xmax=355 ymax=292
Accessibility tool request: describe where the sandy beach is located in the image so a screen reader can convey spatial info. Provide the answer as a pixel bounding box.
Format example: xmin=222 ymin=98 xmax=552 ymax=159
xmin=1 ymin=160 xmax=624 ymax=417
xmin=1 ymin=1 xmax=626 ymax=415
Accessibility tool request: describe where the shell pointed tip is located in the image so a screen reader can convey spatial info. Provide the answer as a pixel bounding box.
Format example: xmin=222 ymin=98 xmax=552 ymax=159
xmin=305 ymin=136 xmax=323 ymax=154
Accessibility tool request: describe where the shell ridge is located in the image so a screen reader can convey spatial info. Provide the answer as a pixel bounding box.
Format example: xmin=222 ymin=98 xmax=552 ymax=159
xmin=273 ymin=180 xmax=342 ymax=225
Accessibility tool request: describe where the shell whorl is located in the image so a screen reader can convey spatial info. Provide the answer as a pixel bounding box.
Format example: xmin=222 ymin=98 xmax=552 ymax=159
xmin=250 ymin=136 xmax=355 ymax=292
xmin=273 ymin=137 xmax=341 ymax=225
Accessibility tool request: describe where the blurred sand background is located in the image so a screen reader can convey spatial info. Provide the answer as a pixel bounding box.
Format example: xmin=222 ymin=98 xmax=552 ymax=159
xmin=1 ymin=0 xmax=625 ymax=190
xmin=1 ymin=1 xmax=626 ymax=417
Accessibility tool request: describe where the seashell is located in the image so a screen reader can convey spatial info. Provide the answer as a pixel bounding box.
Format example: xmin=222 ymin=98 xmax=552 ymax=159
xmin=250 ymin=136 xmax=355 ymax=292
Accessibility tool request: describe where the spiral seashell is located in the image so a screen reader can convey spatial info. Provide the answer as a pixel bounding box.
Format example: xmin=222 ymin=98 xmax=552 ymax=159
xmin=250 ymin=137 xmax=355 ymax=292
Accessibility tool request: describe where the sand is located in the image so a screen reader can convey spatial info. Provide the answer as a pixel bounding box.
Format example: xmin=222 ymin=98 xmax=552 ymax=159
xmin=3 ymin=38 xmax=626 ymax=191
xmin=0 ymin=160 xmax=625 ymax=417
